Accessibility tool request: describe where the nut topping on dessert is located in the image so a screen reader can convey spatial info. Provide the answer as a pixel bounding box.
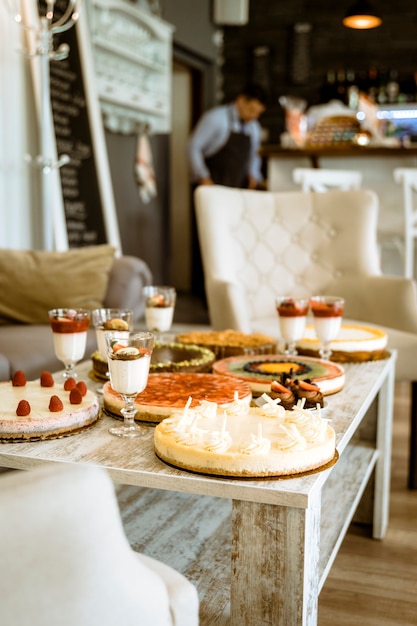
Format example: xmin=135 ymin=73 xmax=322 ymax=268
xmin=103 ymin=318 xmax=129 ymax=330
xmin=111 ymin=346 xmax=141 ymax=359
xmin=147 ymin=294 xmax=169 ymax=308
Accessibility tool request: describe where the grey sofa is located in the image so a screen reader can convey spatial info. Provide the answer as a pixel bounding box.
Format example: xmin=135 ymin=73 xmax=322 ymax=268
xmin=0 ymin=254 xmax=152 ymax=381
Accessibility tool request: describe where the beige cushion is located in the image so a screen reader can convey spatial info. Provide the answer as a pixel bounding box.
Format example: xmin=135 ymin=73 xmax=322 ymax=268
xmin=0 ymin=245 xmax=116 ymax=324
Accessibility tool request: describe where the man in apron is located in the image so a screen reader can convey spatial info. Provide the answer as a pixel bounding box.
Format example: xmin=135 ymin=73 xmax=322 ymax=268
xmin=188 ymin=83 xmax=267 ymax=189
xmin=187 ymin=84 xmax=267 ymax=298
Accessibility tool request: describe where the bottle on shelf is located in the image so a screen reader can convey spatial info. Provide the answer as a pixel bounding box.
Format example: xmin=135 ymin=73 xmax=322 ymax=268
xmin=336 ymin=68 xmax=347 ymax=103
xmin=346 ymin=69 xmax=359 ymax=110
xmin=377 ymin=69 xmax=388 ymax=105
xmin=367 ymin=66 xmax=379 ymax=103
xmin=387 ymin=69 xmax=400 ymax=104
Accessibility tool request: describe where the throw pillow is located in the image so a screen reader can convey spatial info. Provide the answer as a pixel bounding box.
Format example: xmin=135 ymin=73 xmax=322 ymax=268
xmin=0 ymin=245 xmax=116 ymax=324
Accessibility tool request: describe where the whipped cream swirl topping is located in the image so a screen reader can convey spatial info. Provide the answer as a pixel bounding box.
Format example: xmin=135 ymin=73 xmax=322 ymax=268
xmin=224 ymin=391 xmax=250 ymax=417
xmin=286 ymin=406 xmax=329 ymax=443
xmin=162 ymin=397 xmax=194 ymax=433
xmin=205 ymin=415 xmax=232 ymax=452
xmin=273 ymin=423 xmax=307 ymax=450
xmin=240 ymin=423 xmax=271 ymax=455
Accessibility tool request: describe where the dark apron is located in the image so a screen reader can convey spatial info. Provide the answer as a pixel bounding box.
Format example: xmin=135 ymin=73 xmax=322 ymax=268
xmin=191 ymin=122 xmax=251 ymax=298
xmin=205 ymin=128 xmax=251 ymax=188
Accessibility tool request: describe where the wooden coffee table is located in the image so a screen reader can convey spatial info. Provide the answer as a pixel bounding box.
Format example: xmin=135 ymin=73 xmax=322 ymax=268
xmin=0 ymin=353 xmax=395 ymax=625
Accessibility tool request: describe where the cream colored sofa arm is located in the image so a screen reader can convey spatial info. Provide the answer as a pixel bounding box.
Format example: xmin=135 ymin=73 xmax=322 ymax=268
xmin=207 ymin=279 xmax=252 ymax=332
xmin=331 ymin=275 xmax=417 ymax=334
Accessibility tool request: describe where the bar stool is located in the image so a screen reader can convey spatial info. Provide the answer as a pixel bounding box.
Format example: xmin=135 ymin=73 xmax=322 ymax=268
xmin=292 ymin=167 xmax=362 ymax=192
xmin=393 ymin=168 xmax=417 ymax=279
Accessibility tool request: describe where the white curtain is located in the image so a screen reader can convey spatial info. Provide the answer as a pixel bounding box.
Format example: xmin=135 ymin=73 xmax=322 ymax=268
xmin=0 ymin=3 xmax=39 ymax=250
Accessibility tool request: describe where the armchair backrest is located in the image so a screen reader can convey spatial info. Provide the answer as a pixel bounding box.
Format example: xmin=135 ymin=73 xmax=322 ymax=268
xmin=195 ymin=186 xmax=380 ymax=331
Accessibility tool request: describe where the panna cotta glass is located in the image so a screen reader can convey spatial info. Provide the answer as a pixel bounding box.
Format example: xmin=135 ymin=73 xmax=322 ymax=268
xmin=276 ymin=296 xmax=309 ymax=355
xmin=310 ymin=296 xmax=345 ymax=360
xmin=143 ymin=285 xmax=176 ymax=340
xmin=92 ymin=308 xmax=133 ymax=366
xmin=48 ymin=308 xmax=90 ymax=380
xmin=105 ymin=330 xmax=154 ymax=438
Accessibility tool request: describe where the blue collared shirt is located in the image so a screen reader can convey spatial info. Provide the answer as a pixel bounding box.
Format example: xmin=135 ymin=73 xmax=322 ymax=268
xmin=187 ymin=103 xmax=263 ymax=183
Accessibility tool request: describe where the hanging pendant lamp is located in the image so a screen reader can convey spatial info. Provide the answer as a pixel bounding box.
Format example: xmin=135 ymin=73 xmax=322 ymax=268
xmin=343 ymin=0 xmax=382 ymax=29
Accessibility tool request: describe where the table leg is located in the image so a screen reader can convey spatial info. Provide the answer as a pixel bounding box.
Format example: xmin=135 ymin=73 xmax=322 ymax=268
xmin=373 ymin=358 xmax=395 ymax=538
xmin=409 ymin=381 xmax=417 ymax=490
xmin=231 ymin=499 xmax=321 ymax=626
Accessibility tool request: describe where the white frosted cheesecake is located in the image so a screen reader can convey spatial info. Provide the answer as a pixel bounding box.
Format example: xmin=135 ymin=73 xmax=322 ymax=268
xmin=154 ymin=394 xmax=336 ymax=477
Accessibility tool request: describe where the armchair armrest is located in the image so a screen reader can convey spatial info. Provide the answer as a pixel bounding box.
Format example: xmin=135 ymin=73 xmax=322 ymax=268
xmin=206 ymin=279 xmax=252 ymax=332
xmin=331 ymin=275 xmax=417 ymax=334
xmin=103 ymin=255 xmax=152 ymax=323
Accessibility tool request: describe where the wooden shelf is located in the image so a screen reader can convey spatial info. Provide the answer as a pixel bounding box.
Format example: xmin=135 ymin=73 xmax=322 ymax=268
xmin=319 ymin=443 xmax=378 ymax=591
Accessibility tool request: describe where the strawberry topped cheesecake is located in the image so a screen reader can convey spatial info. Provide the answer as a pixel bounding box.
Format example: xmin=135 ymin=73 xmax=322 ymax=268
xmin=0 ymin=371 xmax=99 ymax=441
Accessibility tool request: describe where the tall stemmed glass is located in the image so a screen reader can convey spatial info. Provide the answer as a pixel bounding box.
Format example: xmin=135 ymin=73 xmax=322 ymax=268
xmin=105 ymin=330 xmax=154 ymax=438
xmin=310 ymin=296 xmax=345 ymax=360
xmin=48 ymin=308 xmax=90 ymax=380
xmin=92 ymin=308 xmax=134 ymax=374
xmin=275 ymin=296 xmax=309 ymax=355
xmin=143 ymin=285 xmax=176 ymax=342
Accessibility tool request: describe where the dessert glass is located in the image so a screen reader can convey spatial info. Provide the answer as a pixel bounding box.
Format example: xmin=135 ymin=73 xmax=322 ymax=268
xmin=143 ymin=285 xmax=176 ymax=341
xmin=309 ymin=295 xmax=345 ymax=360
xmin=92 ymin=308 xmax=134 ymax=368
xmin=48 ymin=308 xmax=90 ymax=380
xmin=275 ymin=296 xmax=309 ymax=355
xmin=105 ymin=330 xmax=154 ymax=438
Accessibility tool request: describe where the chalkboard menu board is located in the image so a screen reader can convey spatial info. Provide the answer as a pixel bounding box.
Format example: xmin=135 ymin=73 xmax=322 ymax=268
xmin=33 ymin=0 xmax=121 ymax=251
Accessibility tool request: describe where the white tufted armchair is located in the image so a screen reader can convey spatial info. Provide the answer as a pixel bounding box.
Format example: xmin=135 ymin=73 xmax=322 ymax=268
xmin=195 ymin=185 xmax=417 ymax=488
xmin=0 ymin=464 xmax=199 ymax=626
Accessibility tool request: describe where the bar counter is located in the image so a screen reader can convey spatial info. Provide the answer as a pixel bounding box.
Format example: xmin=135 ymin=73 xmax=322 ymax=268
xmin=260 ymin=143 xmax=417 ymax=168
xmin=260 ymin=143 xmax=417 ymax=274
